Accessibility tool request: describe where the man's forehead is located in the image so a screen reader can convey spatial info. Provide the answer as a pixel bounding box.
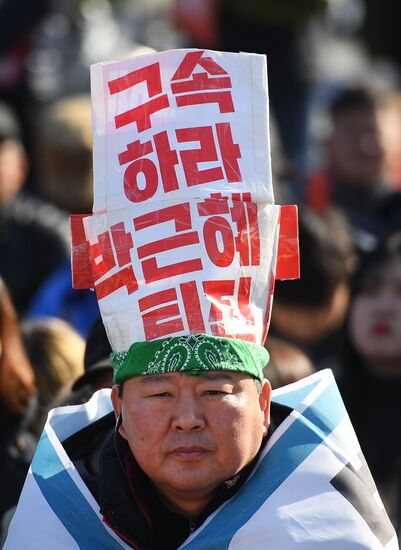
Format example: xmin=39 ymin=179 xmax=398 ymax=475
xmin=134 ymin=371 xmax=250 ymax=385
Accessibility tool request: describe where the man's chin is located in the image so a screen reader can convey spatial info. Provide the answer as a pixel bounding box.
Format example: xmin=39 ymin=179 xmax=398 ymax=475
xmin=157 ymin=467 xmax=223 ymax=496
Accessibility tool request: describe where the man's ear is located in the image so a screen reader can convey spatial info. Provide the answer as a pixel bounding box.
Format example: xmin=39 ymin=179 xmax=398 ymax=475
xmin=111 ymin=384 xmax=127 ymax=439
xmin=259 ymin=378 xmax=271 ymax=436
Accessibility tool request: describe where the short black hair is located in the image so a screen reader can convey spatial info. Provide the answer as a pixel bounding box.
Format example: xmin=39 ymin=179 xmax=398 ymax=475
xmin=351 ymin=231 xmax=401 ymax=295
xmin=274 ymin=208 xmax=353 ymax=309
xmin=329 ymin=87 xmax=377 ymax=123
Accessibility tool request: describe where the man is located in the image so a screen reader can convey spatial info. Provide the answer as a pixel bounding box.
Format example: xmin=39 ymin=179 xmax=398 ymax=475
xmin=306 ymin=87 xmax=401 ymax=251
xmin=63 ymin=334 xmax=280 ymax=548
xmin=5 ymin=333 xmax=398 ymax=549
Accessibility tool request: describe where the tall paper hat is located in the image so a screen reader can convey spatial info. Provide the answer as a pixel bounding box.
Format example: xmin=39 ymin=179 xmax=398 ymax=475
xmin=71 ymin=49 xmax=299 ymax=382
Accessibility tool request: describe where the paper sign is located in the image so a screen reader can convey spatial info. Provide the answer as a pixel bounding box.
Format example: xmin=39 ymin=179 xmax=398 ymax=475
xmin=71 ymin=49 xmax=299 ymax=351
xmin=90 ymin=49 xmax=273 ymax=212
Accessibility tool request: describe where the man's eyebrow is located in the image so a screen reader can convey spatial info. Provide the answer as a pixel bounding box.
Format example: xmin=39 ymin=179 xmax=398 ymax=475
xmin=138 ymin=375 xmax=175 ymax=385
xmin=137 ymin=372 xmax=237 ymax=384
xmin=199 ymin=372 xmax=236 ymax=382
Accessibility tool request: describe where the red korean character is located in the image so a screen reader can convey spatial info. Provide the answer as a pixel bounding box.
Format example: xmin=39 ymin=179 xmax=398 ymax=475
xmin=139 ymin=288 xmax=184 ymax=340
xmin=197 ymin=192 xmax=260 ymax=268
xmin=89 ymin=222 xmax=138 ymax=300
xmin=89 ymin=230 xmax=115 ymax=282
xmin=203 ymin=277 xmax=256 ymax=342
xmin=134 ymin=203 xmax=203 ymax=284
xmin=197 ymin=193 xmax=234 ymax=267
xmin=118 ymin=130 xmax=179 ymax=203
xmin=138 ymin=281 xmax=205 ymax=339
xmin=203 ymin=279 xmax=234 ymax=331
xmin=171 ymin=50 xmax=234 ymax=113
xmin=179 ymin=280 xmax=206 ymax=334
xmin=153 ymin=130 xmax=180 ymax=193
xmin=230 ymin=193 xmax=260 ymax=266
xmin=215 ymin=122 xmax=242 ymax=183
xmin=108 ymin=62 xmax=170 ymax=132
xmin=175 ymin=124 xmax=242 ymax=188
xmin=95 ymin=266 xmax=138 ymax=300
xmin=236 ymin=276 xmax=255 ymax=327
xmin=176 ymin=126 xmax=224 ymax=187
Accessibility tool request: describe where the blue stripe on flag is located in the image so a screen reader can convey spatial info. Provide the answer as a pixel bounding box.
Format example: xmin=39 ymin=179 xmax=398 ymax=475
xmin=181 ymin=379 xmax=347 ymax=550
xmin=271 ymin=379 xmax=318 ymax=410
xmin=32 ymin=431 xmax=123 ymax=549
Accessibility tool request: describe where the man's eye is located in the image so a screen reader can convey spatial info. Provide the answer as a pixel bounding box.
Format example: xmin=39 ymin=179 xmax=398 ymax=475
xmin=204 ymin=390 xmax=226 ymax=396
xmin=149 ymin=392 xmax=171 ymax=398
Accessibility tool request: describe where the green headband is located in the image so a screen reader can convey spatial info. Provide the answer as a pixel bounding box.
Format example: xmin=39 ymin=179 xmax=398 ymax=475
xmin=111 ymin=334 xmax=269 ymax=384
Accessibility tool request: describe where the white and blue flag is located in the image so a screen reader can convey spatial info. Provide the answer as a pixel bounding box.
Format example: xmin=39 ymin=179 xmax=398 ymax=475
xmin=4 ymin=370 xmax=398 ymax=549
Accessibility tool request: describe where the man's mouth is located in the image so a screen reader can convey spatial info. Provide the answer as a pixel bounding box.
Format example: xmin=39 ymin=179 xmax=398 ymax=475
xmin=170 ymin=446 xmax=210 ymax=461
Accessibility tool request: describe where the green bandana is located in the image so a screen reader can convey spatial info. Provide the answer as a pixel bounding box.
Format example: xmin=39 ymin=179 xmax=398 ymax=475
xmin=111 ymin=334 xmax=269 ymax=383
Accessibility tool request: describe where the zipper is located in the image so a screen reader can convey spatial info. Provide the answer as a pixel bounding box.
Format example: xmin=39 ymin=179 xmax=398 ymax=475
xmin=102 ymin=514 xmax=142 ymax=550
xmin=189 ymin=518 xmax=196 ymax=534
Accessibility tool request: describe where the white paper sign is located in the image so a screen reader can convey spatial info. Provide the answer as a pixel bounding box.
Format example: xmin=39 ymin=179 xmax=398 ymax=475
xmin=72 ymin=49 xmax=297 ymax=350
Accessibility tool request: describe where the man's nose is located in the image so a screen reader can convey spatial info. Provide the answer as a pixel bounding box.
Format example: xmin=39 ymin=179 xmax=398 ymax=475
xmin=171 ymin=393 xmax=205 ymax=432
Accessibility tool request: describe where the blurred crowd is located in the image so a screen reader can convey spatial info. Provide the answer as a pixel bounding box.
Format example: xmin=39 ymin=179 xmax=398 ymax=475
xmin=0 ymin=0 xmax=401 ymax=543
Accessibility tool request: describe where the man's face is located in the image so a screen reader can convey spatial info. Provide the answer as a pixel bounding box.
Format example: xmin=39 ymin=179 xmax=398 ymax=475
xmin=112 ymin=371 xmax=270 ymax=516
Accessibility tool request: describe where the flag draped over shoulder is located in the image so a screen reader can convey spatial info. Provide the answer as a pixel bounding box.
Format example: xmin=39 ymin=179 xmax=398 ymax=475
xmin=4 ymin=370 xmax=398 ymax=549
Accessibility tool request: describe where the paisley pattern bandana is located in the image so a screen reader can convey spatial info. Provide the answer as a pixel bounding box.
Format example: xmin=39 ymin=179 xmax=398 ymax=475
xmin=111 ymin=334 xmax=269 ymax=383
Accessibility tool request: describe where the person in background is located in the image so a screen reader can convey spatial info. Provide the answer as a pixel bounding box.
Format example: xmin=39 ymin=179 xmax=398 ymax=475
xmin=0 ymin=101 xmax=69 ymax=314
xmin=270 ymin=207 xmax=354 ymax=373
xmin=27 ymin=94 xmax=99 ymax=336
xmin=218 ymin=0 xmax=328 ymax=197
xmin=377 ymin=90 xmax=401 ymax=190
xmin=0 ymin=276 xmax=37 ymax=525
xmin=174 ymin=0 xmax=328 ymax=198
xmin=0 ymin=0 xmax=51 ymax=192
xmin=339 ymin=232 xmax=401 ymax=535
xmin=306 ymin=86 xmax=401 ymax=251
xmin=1 ymin=314 xmax=84 ymax=540
xmin=20 ymin=317 xmax=85 ymax=438
xmin=35 ymin=94 xmax=93 ymax=214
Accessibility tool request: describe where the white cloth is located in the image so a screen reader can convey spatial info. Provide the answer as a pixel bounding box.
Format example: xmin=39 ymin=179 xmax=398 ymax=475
xmin=4 ymin=371 xmax=398 ymax=549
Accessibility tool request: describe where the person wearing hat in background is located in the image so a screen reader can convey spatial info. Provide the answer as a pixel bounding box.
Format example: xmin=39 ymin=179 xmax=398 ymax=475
xmin=26 ymin=94 xmax=100 ymax=337
xmin=4 ymin=49 xmax=398 ymax=549
xmin=20 ymin=317 xmax=86 ymax=438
